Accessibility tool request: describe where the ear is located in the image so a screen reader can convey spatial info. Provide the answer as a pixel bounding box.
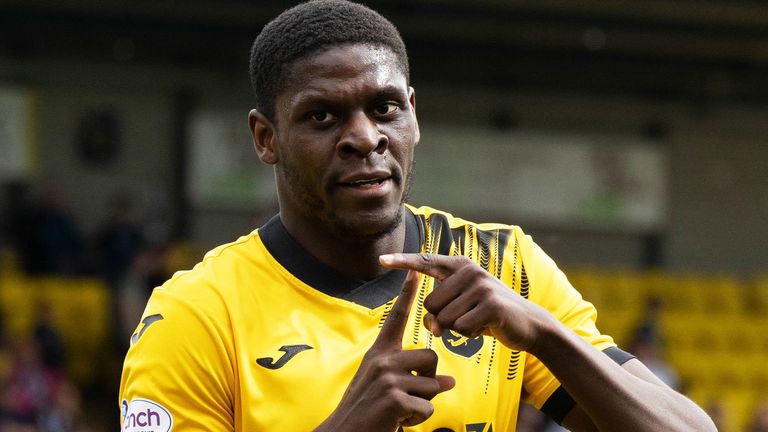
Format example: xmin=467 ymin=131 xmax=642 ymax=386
xmin=249 ymin=109 xmax=279 ymax=165
xmin=408 ymin=86 xmax=420 ymax=146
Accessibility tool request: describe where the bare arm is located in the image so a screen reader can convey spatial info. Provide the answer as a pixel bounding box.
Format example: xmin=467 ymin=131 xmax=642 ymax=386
xmin=380 ymin=253 xmax=716 ymax=432
xmin=534 ymin=319 xmax=715 ymax=432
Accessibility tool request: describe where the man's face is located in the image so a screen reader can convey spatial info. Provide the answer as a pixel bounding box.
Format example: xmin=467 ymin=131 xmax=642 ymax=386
xmin=269 ymin=43 xmax=419 ymax=240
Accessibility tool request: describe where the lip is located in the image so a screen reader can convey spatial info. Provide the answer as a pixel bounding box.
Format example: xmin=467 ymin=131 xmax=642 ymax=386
xmin=337 ymin=170 xmax=392 ymax=185
xmin=334 ymin=170 xmax=394 ymax=200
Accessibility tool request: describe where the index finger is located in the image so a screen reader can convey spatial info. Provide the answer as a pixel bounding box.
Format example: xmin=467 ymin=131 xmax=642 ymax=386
xmin=379 ymin=253 xmax=462 ymax=281
xmin=373 ymin=269 xmax=419 ymax=348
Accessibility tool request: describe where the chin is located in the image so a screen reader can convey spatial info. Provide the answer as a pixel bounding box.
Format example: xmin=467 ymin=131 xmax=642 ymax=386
xmin=330 ymin=206 xmax=403 ymax=240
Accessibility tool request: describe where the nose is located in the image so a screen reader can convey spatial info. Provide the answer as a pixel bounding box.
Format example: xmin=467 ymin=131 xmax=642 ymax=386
xmin=336 ymin=111 xmax=388 ymax=158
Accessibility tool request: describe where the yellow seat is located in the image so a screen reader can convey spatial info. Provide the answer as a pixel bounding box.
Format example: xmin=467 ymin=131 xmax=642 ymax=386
xmin=0 ymin=276 xmax=42 ymax=339
xmin=751 ymin=276 xmax=768 ymax=313
xmin=566 ymin=268 xmax=607 ymax=310
xmin=704 ymin=275 xmax=745 ymax=315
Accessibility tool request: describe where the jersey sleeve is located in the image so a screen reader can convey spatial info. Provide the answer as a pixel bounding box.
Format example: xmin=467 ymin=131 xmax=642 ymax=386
xmin=119 ymin=277 xmax=236 ymax=431
xmin=513 ymin=229 xmax=616 ymax=410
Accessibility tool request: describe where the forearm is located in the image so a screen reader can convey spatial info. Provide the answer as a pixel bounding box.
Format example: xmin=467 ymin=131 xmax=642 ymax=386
xmin=530 ymin=317 xmax=716 ymax=432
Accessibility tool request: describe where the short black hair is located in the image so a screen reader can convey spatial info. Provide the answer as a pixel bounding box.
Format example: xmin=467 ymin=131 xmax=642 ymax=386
xmin=249 ymin=0 xmax=409 ymax=121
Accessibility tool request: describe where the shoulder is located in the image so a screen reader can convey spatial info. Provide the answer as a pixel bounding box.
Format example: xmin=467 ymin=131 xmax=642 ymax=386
xmin=127 ymin=229 xmax=277 ymax=351
xmin=407 ymin=204 xmax=525 ymax=233
xmin=406 ymin=204 xmax=530 ymax=251
xmin=159 ymin=229 xmax=270 ymax=301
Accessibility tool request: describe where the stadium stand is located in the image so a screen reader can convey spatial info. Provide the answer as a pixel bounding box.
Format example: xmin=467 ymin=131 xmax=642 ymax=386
xmin=568 ymin=268 xmax=768 ymax=432
xmin=1 ymin=241 xmax=765 ymax=431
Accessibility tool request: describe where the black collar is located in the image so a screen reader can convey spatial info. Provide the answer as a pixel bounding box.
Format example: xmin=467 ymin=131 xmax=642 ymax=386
xmin=259 ymin=208 xmax=422 ymax=309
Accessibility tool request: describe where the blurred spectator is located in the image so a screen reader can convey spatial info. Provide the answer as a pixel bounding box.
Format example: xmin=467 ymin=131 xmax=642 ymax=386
xmin=116 ymin=246 xmax=167 ymax=351
xmin=0 ymin=338 xmax=63 ymax=429
xmin=37 ymin=379 xmax=90 ymax=432
xmin=632 ymin=296 xmax=665 ymax=348
xmin=2 ymin=181 xmax=36 ymax=269
xmin=627 ymin=296 xmax=680 ymax=390
xmin=751 ymin=400 xmax=768 ymax=432
xmin=24 ymin=188 xmax=84 ymax=275
xmin=96 ymin=192 xmax=144 ymax=287
xmin=33 ymin=303 xmax=66 ymax=371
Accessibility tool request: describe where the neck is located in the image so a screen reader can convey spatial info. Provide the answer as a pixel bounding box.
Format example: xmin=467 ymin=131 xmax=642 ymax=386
xmin=279 ymin=210 xmax=407 ymax=281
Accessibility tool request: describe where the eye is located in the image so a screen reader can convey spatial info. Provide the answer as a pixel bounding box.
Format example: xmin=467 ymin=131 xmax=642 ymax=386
xmin=373 ymin=102 xmax=399 ymax=116
xmin=311 ymin=111 xmax=337 ymax=124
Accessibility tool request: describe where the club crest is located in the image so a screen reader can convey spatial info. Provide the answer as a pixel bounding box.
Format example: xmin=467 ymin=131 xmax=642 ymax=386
xmin=441 ymin=329 xmax=483 ymax=358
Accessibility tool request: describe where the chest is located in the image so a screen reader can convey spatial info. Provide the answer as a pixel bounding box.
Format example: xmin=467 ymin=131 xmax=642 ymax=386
xmin=229 ymin=290 xmax=523 ymax=432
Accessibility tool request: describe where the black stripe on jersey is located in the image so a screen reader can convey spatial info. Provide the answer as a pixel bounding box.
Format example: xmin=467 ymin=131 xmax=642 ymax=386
xmin=377 ymin=300 xmax=395 ymax=328
xmin=541 ymin=347 xmax=637 ymax=424
xmin=466 ymin=226 xmax=475 ymax=261
xmin=520 ymin=263 xmax=530 ymax=299
xmin=414 ymin=212 xmax=454 ymax=256
xmin=475 ymin=227 xmax=511 ymax=278
xmin=506 ymin=350 xmax=521 ymax=380
xmin=413 ymin=273 xmax=429 ymax=345
xmin=477 ymin=229 xmax=493 ymax=273
xmin=411 ymin=212 xmax=452 ymax=344
xmin=259 ymin=207 xmax=421 ymax=309
xmin=471 ymin=227 xmax=512 ymax=391
xmin=506 ymin=237 xmax=521 ymax=380
xmin=495 ymin=230 xmax=510 ymax=277
xmin=451 ymin=226 xmax=465 ymax=256
xmin=484 ymin=338 xmax=497 ymax=394
xmin=432 ymin=214 xmax=454 ymax=256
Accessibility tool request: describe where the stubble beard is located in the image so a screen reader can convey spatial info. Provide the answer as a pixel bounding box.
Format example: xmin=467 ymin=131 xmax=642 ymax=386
xmin=281 ymin=160 xmax=415 ymax=242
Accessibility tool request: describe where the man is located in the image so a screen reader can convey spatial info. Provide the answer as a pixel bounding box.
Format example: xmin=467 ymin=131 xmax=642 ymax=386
xmin=119 ymin=1 xmax=715 ymax=431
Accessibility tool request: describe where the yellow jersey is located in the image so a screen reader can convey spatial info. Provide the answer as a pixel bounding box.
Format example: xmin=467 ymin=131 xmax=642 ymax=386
xmin=119 ymin=205 xmax=619 ymax=431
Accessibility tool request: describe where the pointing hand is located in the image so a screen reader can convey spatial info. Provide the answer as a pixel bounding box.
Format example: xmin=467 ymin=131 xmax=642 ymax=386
xmin=315 ymin=270 xmax=455 ymax=432
xmin=380 ymin=253 xmax=548 ymax=353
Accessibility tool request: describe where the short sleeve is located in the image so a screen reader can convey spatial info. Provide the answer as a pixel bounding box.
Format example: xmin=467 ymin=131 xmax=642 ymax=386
xmin=119 ymin=281 xmax=236 ymax=431
xmin=514 ymin=230 xmax=616 ymax=409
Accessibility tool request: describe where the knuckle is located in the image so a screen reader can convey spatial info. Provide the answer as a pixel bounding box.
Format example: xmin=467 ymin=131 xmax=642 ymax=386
xmin=403 ymin=402 xmax=434 ymax=425
xmin=436 ymin=314 xmax=454 ymax=329
xmin=370 ymin=355 xmax=392 ymax=373
xmin=391 ymin=391 xmax=409 ymax=410
xmin=467 ymin=262 xmax=486 ymax=277
xmin=477 ymin=283 xmax=495 ymax=300
xmin=379 ymin=371 xmax=398 ymax=389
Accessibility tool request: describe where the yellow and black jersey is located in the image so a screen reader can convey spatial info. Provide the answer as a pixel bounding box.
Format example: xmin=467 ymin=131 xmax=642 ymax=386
xmin=119 ymin=205 xmax=628 ymax=432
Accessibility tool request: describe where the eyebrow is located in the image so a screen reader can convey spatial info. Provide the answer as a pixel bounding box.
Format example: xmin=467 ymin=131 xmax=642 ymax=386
xmin=290 ymin=84 xmax=407 ymax=110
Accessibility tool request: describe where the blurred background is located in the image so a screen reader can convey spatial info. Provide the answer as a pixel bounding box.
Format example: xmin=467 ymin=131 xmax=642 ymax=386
xmin=0 ymin=1 xmax=767 ymax=431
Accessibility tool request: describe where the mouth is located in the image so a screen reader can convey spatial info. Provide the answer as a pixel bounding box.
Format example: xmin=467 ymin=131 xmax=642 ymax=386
xmin=334 ymin=171 xmax=397 ymax=199
xmin=337 ymin=170 xmax=395 ymax=188
xmin=340 ymin=176 xmax=391 ymax=187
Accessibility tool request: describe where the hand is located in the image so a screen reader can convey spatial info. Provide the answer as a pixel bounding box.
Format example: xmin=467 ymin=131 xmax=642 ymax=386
xmin=380 ymin=253 xmax=548 ymax=353
xmin=315 ymin=270 xmax=456 ymax=432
